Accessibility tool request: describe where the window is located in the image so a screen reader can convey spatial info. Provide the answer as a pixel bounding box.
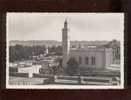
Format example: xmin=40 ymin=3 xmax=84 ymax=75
xmin=91 ymin=56 xmax=95 ymax=65
xmin=79 ymin=56 xmax=82 ymax=64
xmin=85 ymin=57 xmax=89 ymax=65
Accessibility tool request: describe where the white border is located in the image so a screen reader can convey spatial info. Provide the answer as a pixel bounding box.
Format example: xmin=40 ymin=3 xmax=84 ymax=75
xmin=6 ymin=13 xmax=124 ymax=89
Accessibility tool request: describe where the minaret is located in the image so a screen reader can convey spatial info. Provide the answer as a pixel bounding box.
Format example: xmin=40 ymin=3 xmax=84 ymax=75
xmin=62 ymin=19 xmax=70 ymax=67
xmin=45 ymin=47 xmax=48 ymax=55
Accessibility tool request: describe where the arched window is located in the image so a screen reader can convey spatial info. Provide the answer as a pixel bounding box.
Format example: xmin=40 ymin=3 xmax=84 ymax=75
xmin=85 ymin=57 xmax=89 ymax=65
xmin=91 ymin=56 xmax=95 ymax=65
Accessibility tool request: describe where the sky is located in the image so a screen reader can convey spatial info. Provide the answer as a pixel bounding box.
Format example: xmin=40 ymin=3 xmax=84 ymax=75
xmin=7 ymin=13 xmax=124 ymax=41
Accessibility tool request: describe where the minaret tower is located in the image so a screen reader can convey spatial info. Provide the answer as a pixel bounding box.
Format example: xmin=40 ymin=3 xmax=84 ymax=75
xmin=62 ymin=19 xmax=70 ymax=67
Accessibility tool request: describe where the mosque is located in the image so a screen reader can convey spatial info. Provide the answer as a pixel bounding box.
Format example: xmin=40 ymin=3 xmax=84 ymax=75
xmin=62 ymin=19 xmax=113 ymax=70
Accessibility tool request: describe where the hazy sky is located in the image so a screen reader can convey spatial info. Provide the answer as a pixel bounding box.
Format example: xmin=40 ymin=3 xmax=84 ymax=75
xmin=7 ymin=13 xmax=124 ymax=41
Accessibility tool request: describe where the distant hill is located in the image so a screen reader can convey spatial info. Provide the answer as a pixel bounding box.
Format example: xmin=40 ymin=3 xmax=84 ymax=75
xmin=9 ymin=40 xmax=117 ymax=47
xmin=9 ymin=40 xmax=61 ymax=47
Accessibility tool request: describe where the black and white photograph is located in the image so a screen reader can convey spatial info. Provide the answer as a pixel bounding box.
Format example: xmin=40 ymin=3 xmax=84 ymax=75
xmin=6 ymin=13 xmax=124 ymax=89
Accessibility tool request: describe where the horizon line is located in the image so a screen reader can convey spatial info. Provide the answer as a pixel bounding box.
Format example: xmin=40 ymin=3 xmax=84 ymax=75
xmin=9 ymin=39 xmax=120 ymax=42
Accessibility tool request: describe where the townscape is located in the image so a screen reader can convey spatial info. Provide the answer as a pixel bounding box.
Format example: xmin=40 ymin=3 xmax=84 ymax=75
xmin=9 ymin=19 xmax=121 ymax=86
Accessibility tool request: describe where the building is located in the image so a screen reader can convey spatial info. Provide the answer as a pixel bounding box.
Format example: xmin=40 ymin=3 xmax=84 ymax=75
xmin=105 ymin=40 xmax=120 ymax=64
xmin=69 ymin=47 xmax=113 ymax=69
xmin=9 ymin=63 xmax=42 ymax=78
xmin=62 ymin=20 xmax=113 ymax=69
xmin=17 ymin=65 xmax=41 ymax=77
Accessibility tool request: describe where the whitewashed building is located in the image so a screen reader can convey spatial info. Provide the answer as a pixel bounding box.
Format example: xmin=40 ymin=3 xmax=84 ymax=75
xmin=18 ymin=65 xmax=41 ymax=77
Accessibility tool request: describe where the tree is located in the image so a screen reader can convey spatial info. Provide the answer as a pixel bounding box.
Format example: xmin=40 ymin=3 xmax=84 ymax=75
xmin=66 ymin=57 xmax=79 ymax=75
xmin=9 ymin=45 xmax=46 ymax=62
xmin=48 ymin=45 xmax=62 ymax=56
xmin=49 ymin=57 xmax=63 ymax=75
xmin=49 ymin=66 xmax=57 ymax=75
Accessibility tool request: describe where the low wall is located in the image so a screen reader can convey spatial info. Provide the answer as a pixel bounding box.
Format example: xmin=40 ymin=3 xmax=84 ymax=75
xmin=57 ymin=75 xmax=79 ymax=80
xmin=9 ymin=72 xmax=28 ymax=77
xmin=33 ymin=73 xmax=54 ymax=78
